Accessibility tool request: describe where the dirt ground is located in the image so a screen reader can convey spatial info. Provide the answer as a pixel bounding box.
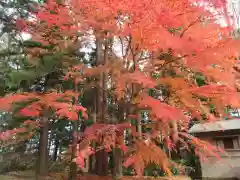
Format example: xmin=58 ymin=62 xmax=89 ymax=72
xmin=0 ymin=171 xmax=191 ymax=180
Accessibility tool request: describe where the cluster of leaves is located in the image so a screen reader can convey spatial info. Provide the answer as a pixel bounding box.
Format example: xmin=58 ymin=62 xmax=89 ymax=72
xmin=0 ymin=91 xmax=87 ymax=142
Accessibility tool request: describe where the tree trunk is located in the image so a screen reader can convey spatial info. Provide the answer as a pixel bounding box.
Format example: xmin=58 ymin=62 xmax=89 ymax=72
xmin=112 ymin=101 xmax=125 ymax=176
xmin=53 ymin=135 xmax=59 ymax=161
xmin=95 ymin=148 xmax=109 ymax=176
xmin=94 ymin=34 xmax=109 ymax=176
xmin=48 ymin=129 xmax=53 ymax=157
xmin=36 ymin=117 xmax=49 ymax=180
xmin=69 ymin=89 xmax=80 ymax=180
xmin=112 ymin=148 xmax=122 ymax=176
xmin=89 ymin=88 xmax=98 ymax=173
xmin=69 ymin=121 xmax=78 ymax=180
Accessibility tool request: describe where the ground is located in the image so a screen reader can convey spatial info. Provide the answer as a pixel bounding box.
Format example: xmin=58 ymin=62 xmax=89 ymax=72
xmin=0 ymin=171 xmax=191 ymax=180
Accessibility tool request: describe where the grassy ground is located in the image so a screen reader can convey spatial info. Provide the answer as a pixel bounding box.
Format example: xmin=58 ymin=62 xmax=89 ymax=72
xmin=0 ymin=171 xmax=35 ymax=180
xmin=0 ymin=175 xmax=34 ymax=180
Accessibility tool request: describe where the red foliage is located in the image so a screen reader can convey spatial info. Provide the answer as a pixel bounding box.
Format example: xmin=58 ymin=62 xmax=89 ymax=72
xmin=0 ymin=93 xmax=36 ymax=111
xmin=138 ymin=93 xmax=187 ymax=122
xmin=83 ymin=123 xmax=131 ymax=152
xmin=20 ymin=107 xmax=41 ymax=117
xmin=74 ymin=146 xmax=95 ymax=168
xmin=0 ymin=91 xmax=87 ymax=121
xmin=0 ymin=120 xmax=38 ymax=142
xmin=180 ymin=132 xmax=227 ymax=161
xmin=120 ymin=144 xmax=128 ymax=153
xmin=15 ymin=19 xmax=28 ymax=31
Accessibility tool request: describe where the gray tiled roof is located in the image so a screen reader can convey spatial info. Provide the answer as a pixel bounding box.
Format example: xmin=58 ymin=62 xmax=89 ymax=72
xmin=189 ymin=119 xmax=240 ymax=133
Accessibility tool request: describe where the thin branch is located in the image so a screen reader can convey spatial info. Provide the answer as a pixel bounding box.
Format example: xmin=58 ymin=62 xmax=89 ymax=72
xmin=180 ymin=18 xmax=201 ymax=38
xmin=158 ymin=55 xmax=188 ymax=70
xmin=118 ymin=36 xmax=125 ymax=59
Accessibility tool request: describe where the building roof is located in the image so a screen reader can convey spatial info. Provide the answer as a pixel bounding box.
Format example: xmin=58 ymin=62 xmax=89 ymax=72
xmin=189 ymin=119 xmax=240 ymax=133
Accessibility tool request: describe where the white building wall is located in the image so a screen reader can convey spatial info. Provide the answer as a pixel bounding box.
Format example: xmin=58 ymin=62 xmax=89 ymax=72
xmin=200 ymin=135 xmax=240 ymax=179
xmin=201 ymin=154 xmax=240 ymax=178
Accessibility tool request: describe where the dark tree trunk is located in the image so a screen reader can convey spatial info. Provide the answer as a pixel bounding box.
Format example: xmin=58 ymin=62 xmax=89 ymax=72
xmin=69 ymin=82 xmax=85 ymax=179
xmin=69 ymin=122 xmax=78 ymax=180
xmin=89 ymin=88 xmax=98 ymax=173
xmin=112 ymin=101 xmax=125 ymax=176
xmin=112 ymin=148 xmax=122 ymax=176
xmin=95 ymin=149 xmax=109 ymax=176
xmin=36 ymin=117 xmax=49 ymax=180
xmin=94 ymin=34 xmax=109 ymax=176
xmin=69 ymin=92 xmax=80 ymax=180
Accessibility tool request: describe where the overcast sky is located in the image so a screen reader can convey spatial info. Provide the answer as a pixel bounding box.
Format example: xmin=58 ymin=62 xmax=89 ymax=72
xmin=228 ymin=0 xmax=240 ymax=28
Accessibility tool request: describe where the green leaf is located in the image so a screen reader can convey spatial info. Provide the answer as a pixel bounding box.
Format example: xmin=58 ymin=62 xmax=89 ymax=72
xmin=8 ymin=70 xmax=39 ymax=87
xmin=195 ymin=72 xmax=206 ymax=86
xmin=23 ymin=40 xmax=43 ymax=48
xmin=130 ymin=119 xmax=137 ymax=126
xmin=85 ymin=119 xmax=93 ymax=126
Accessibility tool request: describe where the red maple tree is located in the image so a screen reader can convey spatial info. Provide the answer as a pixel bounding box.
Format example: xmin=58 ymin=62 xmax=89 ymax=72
xmin=1 ymin=0 xmax=240 ymax=177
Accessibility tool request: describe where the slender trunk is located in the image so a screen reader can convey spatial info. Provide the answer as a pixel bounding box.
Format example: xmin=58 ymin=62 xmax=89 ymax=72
xmin=137 ymin=111 xmax=142 ymax=140
xmin=69 ymin=119 xmax=79 ymax=180
xmin=95 ymin=148 xmax=109 ymax=175
xmin=88 ymin=88 xmax=97 ymax=173
xmin=112 ymin=101 xmax=125 ymax=176
xmin=59 ymin=142 xmax=62 ymax=161
xmin=131 ymin=51 xmax=142 ymax=139
xmin=131 ymin=84 xmax=142 ymax=140
xmin=36 ymin=117 xmax=49 ymax=180
xmin=48 ymin=129 xmax=53 ymax=157
xmin=53 ymin=135 xmax=59 ymax=161
xmin=94 ymin=34 xmax=109 ymax=176
xmin=112 ymin=148 xmax=122 ymax=176
xmin=89 ymin=36 xmax=101 ymax=174
xmin=69 ymin=85 xmax=80 ymax=180
xmin=101 ymin=34 xmax=108 ymax=122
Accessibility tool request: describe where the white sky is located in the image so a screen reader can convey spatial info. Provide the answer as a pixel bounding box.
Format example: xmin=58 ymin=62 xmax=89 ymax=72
xmin=228 ymin=0 xmax=240 ymax=28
